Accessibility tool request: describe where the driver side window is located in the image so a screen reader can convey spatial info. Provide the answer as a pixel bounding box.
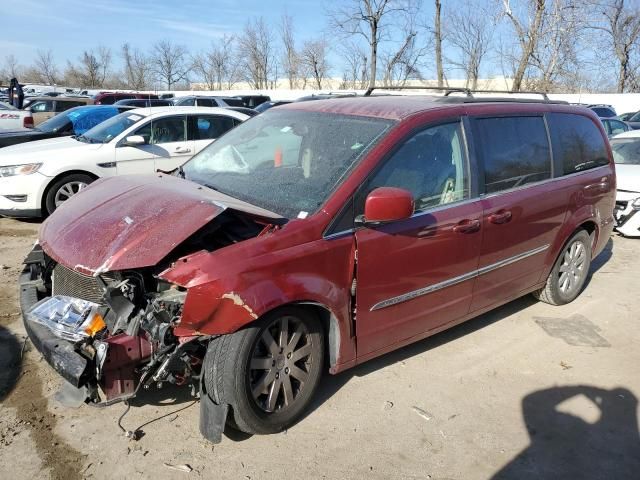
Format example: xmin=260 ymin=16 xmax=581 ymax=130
xmin=361 ymin=122 xmax=469 ymax=214
xmin=134 ymin=116 xmax=187 ymax=145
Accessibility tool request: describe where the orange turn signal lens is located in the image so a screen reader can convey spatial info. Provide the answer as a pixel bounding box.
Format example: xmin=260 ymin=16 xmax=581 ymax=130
xmin=84 ymin=313 xmax=106 ymax=337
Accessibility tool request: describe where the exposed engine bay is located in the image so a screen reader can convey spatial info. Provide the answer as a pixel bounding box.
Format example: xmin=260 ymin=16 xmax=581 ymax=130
xmin=21 ymin=209 xmax=273 ymax=406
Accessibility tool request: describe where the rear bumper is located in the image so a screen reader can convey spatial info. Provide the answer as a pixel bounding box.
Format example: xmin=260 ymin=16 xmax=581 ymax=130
xmin=19 ymin=269 xmax=90 ymax=387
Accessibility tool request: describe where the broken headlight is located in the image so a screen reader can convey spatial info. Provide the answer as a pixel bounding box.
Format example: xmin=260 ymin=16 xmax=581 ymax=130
xmin=26 ymin=295 xmax=106 ymax=342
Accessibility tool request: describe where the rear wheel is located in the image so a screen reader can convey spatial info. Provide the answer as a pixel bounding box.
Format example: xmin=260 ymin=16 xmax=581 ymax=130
xmin=202 ymin=306 xmax=324 ymax=435
xmin=533 ymin=230 xmax=592 ymax=305
xmin=44 ymin=173 xmax=94 ymax=215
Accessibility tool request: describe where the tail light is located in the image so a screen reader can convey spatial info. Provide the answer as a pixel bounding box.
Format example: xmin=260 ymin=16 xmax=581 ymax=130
xmin=23 ymin=116 xmax=34 ymax=128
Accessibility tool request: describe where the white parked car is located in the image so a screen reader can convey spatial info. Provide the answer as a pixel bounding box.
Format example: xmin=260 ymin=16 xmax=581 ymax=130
xmin=0 ymin=101 xmax=34 ymax=130
xmin=0 ymin=106 xmax=248 ymax=217
xmin=611 ymin=130 xmax=640 ymax=237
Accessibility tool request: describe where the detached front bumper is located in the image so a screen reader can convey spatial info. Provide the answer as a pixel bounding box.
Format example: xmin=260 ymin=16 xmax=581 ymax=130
xmin=614 ymin=193 xmax=640 ymax=237
xmin=19 ymin=268 xmax=90 ymax=387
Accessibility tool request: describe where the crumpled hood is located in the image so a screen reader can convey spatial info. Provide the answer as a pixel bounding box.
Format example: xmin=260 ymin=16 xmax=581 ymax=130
xmin=40 ymin=175 xmax=240 ymax=275
xmin=616 ymin=164 xmax=640 ymax=193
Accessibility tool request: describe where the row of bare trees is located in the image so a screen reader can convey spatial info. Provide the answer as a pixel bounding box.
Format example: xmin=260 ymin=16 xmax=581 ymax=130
xmin=1 ymin=0 xmax=639 ymax=93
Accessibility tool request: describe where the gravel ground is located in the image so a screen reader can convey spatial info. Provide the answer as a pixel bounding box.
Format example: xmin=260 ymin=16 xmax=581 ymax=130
xmin=0 ymin=216 xmax=638 ymax=480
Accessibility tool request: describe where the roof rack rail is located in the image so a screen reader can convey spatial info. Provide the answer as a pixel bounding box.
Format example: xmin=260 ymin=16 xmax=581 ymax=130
xmin=363 ymin=85 xmax=551 ymax=101
xmin=469 ymin=89 xmax=549 ymax=101
xmin=364 ymin=85 xmax=472 ymax=97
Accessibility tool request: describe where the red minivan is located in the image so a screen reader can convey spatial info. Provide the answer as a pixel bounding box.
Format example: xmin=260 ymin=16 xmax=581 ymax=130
xmin=20 ymin=94 xmax=615 ymax=442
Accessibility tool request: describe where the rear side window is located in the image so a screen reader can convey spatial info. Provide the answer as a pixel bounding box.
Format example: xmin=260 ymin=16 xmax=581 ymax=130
xmin=607 ymin=119 xmax=628 ymax=136
xmin=591 ymin=107 xmax=615 ymax=118
xmin=55 ymin=101 xmax=85 ymax=112
xmin=547 ymin=113 xmax=609 ymax=175
xmin=197 ymin=98 xmax=216 ymax=107
xmin=473 ymin=116 xmax=551 ymax=194
xmin=188 ymin=115 xmax=236 ymax=140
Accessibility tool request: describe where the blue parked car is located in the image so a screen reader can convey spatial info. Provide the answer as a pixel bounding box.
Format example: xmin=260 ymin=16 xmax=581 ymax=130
xmin=0 ymin=105 xmax=134 ymax=148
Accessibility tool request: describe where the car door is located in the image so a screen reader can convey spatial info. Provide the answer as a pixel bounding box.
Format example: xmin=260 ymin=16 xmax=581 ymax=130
xmin=115 ymin=115 xmax=186 ymax=175
xmin=147 ymin=115 xmax=193 ymax=172
xmin=468 ymin=115 xmax=563 ymax=313
xmin=354 ymin=120 xmax=483 ymax=358
xmin=188 ymin=114 xmax=239 ymax=155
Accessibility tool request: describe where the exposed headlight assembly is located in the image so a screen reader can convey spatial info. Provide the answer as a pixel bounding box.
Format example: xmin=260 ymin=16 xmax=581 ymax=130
xmin=0 ymin=163 xmax=42 ymax=177
xmin=26 ymin=295 xmax=106 ymax=342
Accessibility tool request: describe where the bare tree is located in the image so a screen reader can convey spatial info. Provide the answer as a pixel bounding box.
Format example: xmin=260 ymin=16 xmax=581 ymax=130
xmin=381 ymin=13 xmax=429 ymax=86
xmin=591 ymin=0 xmax=640 ymax=92
xmin=65 ymin=47 xmax=112 ymax=88
xmin=192 ymin=35 xmax=238 ymax=90
xmin=339 ymin=41 xmax=370 ymax=89
xmin=122 ymin=43 xmax=152 ymax=90
xmin=329 ymin=0 xmax=415 ymax=89
xmin=501 ymin=0 xmax=547 ymax=91
xmin=237 ymin=17 xmax=276 ymax=89
xmin=151 ymin=40 xmax=191 ymax=89
xmin=300 ymin=38 xmax=331 ymax=89
xmin=2 ymin=55 xmax=21 ymax=81
xmin=434 ymin=0 xmax=444 ymax=87
xmin=280 ymin=14 xmax=300 ymax=88
xmin=445 ymin=1 xmax=494 ymax=89
xmin=34 ymin=49 xmax=58 ymax=84
xmin=529 ymin=1 xmax=584 ymax=92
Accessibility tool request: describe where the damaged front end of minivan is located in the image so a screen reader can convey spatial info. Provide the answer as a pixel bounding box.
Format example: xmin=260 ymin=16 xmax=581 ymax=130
xmin=19 ymin=174 xmax=282 ymax=414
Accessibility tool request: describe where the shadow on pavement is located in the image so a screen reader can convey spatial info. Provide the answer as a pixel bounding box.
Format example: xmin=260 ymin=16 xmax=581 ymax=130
xmin=492 ymin=385 xmax=640 ymax=479
xmin=0 ymin=325 xmax=23 ymax=402
xmin=305 ymin=295 xmax=539 ymax=422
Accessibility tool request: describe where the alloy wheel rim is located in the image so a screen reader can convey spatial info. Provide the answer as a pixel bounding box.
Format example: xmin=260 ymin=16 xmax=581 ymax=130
xmin=249 ymin=315 xmax=313 ymax=413
xmin=54 ymin=181 xmax=87 ymax=207
xmin=558 ymin=240 xmax=587 ymax=294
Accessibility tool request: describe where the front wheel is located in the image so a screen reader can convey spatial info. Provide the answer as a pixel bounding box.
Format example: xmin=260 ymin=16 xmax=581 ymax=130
xmin=44 ymin=173 xmax=94 ymax=215
xmin=533 ymin=229 xmax=592 ymax=305
xmin=202 ymin=306 xmax=324 ymax=435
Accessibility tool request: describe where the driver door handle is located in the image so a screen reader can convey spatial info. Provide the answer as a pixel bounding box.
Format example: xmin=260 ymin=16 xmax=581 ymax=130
xmin=453 ymin=219 xmax=481 ymax=234
xmin=175 ymin=146 xmax=192 ymax=154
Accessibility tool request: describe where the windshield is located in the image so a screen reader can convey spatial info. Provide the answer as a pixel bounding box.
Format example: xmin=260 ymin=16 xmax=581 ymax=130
xmin=611 ymin=138 xmax=640 ymax=165
xmin=81 ymin=111 xmax=146 ymax=143
xmin=0 ymin=101 xmax=15 ymax=110
xmin=183 ymin=109 xmax=393 ymax=218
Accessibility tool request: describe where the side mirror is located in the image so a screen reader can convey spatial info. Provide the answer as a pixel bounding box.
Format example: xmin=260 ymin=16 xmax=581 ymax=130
xmin=358 ymin=187 xmax=414 ymax=226
xmin=123 ymin=135 xmax=146 ymax=146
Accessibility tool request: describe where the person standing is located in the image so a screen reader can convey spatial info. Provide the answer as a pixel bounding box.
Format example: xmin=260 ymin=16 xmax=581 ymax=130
xmin=13 ymin=78 xmax=24 ymax=109
xmin=7 ymin=78 xmax=16 ymax=106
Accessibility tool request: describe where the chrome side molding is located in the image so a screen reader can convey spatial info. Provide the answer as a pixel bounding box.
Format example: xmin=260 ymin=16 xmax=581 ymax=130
xmin=370 ymin=244 xmax=549 ymax=311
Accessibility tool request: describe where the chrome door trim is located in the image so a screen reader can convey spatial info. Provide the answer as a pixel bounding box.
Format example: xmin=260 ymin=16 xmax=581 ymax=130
xmin=369 ymin=244 xmax=550 ymax=311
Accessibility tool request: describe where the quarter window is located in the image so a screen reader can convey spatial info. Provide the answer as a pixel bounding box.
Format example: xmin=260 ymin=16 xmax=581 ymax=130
xmin=547 ymin=113 xmax=609 ymax=175
xmin=362 ymin=122 xmax=469 ymax=212
xmin=473 ymin=116 xmax=551 ymax=194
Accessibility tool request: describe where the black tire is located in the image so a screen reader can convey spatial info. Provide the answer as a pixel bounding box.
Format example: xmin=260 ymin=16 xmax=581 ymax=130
xmin=202 ymin=306 xmax=324 ymax=435
xmin=533 ymin=229 xmax=592 ymax=305
xmin=44 ymin=173 xmax=95 ymax=215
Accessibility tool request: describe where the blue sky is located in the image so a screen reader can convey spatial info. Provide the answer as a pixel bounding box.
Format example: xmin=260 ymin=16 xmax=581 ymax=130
xmin=3 ymin=0 xmax=338 ymax=66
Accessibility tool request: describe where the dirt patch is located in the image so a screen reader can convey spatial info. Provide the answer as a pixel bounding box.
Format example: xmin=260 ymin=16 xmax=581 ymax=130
xmin=3 ymin=351 xmax=85 ymax=480
xmin=0 ymin=217 xmax=84 ymax=480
